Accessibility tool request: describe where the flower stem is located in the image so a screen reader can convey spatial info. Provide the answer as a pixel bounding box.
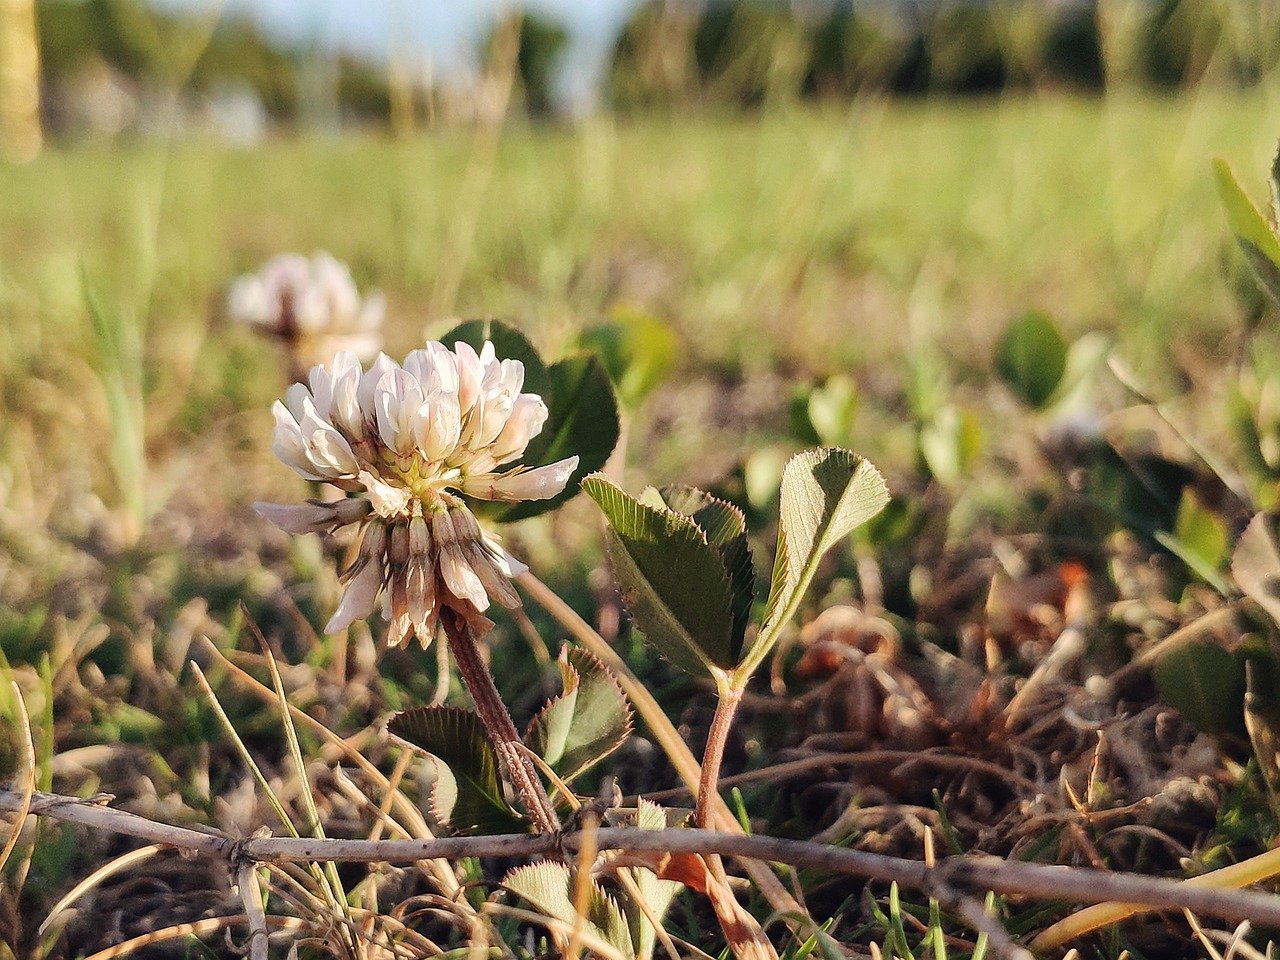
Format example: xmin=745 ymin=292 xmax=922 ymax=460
xmin=441 ymin=608 xmax=560 ymax=834
xmin=694 ymin=683 xmax=743 ymax=829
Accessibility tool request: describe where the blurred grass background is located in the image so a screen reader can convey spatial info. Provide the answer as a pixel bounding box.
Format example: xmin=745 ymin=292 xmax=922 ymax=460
xmin=3 ymin=93 xmax=1279 ymax=494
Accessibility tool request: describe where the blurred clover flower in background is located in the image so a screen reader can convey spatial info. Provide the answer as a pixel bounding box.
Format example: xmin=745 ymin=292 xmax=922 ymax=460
xmin=228 ymin=251 xmax=385 ymax=369
xmin=255 ymin=342 xmax=578 ymax=648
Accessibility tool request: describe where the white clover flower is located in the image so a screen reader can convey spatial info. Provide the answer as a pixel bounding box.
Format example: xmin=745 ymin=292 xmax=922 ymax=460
xmin=256 ymin=342 xmax=579 ymax=648
xmin=228 ymin=251 xmax=385 ymax=367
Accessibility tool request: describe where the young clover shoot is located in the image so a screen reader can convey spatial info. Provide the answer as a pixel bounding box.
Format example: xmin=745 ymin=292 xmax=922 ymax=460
xmin=257 ymin=321 xmax=620 ymax=834
xmin=585 ymin=448 xmax=889 ymax=827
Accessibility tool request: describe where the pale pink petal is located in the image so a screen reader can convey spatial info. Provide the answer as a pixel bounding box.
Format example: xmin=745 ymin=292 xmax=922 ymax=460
xmin=461 ymin=457 xmax=578 ymax=502
xmin=491 ymin=394 xmax=548 ymax=464
xmin=358 ymin=470 xmax=411 ymax=517
xmin=356 ymin=293 xmax=385 ymax=332
xmin=284 ymin=381 xmax=313 ymax=421
xmin=415 ymin=390 xmax=461 ymax=461
xmin=439 ymin=544 xmax=489 ymax=611
xmin=326 ymin=559 xmax=384 ymax=634
xmin=375 ymin=367 xmax=422 ymax=456
xmin=300 ymin=400 xmax=359 ymax=477
xmin=254 ymin=501 xmax=334 ymax=534
xmin=328 ymin=351 xmax=366 ymax=439
xmin=227 ymin=276 xmax=271 ymax=327
xmin=271 ymin=401 xmax=327 ymax=481
xmin=499 ymin=358 xmax=524 ymax=396
xmin=454 ymin=341 xmax=483 ymax=413
xmin=357 ymin=353 xmax=398 ymax=415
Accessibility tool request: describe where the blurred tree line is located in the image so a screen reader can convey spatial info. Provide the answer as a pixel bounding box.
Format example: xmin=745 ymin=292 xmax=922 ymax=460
xmin=36 ymin=0 xmax=394 ymax=128
xmin=30 ymin=0 xmax=1280 ymax=133
xmin=610 ymin=0 xmax=1280 ymax=109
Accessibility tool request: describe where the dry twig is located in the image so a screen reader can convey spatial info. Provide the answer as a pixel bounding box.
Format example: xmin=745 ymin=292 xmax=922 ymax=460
xmin=6 ymin=787 xmax=1280 ymax=934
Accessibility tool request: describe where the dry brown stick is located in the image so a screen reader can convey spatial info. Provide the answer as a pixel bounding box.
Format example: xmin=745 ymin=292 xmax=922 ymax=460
xmin=7 ymin=787 xmax=1280 ymax=932
xmin=236 ymin=859 xmax=270 ymax=960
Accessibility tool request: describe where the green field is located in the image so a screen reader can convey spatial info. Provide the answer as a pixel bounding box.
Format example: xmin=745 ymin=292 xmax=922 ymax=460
xmin=6 ymin=93 xmax=1280 ymax=957
xmin=4 ymin=94 xmax=1279 ymax=493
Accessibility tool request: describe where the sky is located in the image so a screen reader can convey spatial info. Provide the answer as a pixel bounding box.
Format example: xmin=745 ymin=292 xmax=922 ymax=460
xmin=155 ymin=0 xmax=645 ymax=105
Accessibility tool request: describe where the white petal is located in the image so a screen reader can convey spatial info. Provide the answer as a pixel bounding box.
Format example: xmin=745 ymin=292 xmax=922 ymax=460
xmin=271 ymin=401 xmax=327 ymax=480
xmin=375 ymin=367 xmax=423 ymax=456
xmin=480 ymin=530 xmax=529 ymax=578
xmin=501 ymin=549 xmax=529 ymax=578
xmin=284 ymin=381 xmax=313 ymax=421
xmin=476 ymin=390 xmax=514 ymax=447
xmin=328 ymin=351 xmax=365 ymax=439
xmin=326 ymin=560 xmax=384 ymax=634
xmin=307 ymin=364 xmax=335 ymax=420
xmin=462 ymin=457 xmax=579 ymax=502
xmin=358 ymin=353 xmax=398 ymax=415
xmin=358 ymin=470 xmax=411 ymax=517
xmin=404 ymin=342 xmax=456 ymax=394
xmin=454 ymin=341 xmax=483 ymax=413
xmin=490 ymin=394 xmax=548 ymax=464
xmin=439 ymin=544 xmax=489 ymax=611
xmin=499 ymin=358 xmax=525 ymax=396
xmin=326 ymin=332 xmax=383 ymax=363
xmin=357 ymin=293 xmax=385 ymax=332
xmin=415 ymin=390 xmax=462 ymax=461
xmin=292 ymin=285 xmax=328 ymax=332
xmin=227 ymin=276 xmax=271 ymax=326
xmin=300 ymin=399 xmax=359 ymax=477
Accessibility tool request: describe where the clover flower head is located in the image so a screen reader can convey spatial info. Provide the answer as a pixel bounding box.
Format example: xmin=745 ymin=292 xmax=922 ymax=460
xmin=228 ymin=251 xmax=384 ymax=366
xmin=256 ymin=341 xmax=578 ymax=648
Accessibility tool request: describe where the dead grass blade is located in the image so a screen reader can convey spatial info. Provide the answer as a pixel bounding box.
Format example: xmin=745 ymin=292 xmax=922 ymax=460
xmin=0 ymin=682 xmax=35 ymax=877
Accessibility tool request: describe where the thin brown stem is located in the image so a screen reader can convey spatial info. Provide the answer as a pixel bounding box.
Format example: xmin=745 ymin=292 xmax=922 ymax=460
xmin=441 ymin=608 xmax=560 ymax=834
xmin=10 ymin=788 xmax=1280 ymax=933
xmin=516 ymin=570 xmax=813 ymax=930
xmin=695 ymin=686 xmax=742 ymax=829
xmin=236 ymin=859 xmax=270 ymax=960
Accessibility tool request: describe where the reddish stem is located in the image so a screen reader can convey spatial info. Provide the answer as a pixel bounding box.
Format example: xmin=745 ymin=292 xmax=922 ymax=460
xmin=695 ymin=686 xmax=743 ymax=829
xmin=441 ymin=608 xmax=560 ymax=834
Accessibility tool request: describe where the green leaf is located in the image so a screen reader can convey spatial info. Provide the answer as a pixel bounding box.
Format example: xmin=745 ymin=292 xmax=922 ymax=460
xmin=583 ymin=474 xmax=737 ymax=677
xmin=579 ymin=308 xmax=679 ymax=408
xmin=625 ymin=799 xmax=683 ymax=960
xmin=504 ymin=862 xmax=635 ymax=956
xmin=757 ymin=449 xmax=889 ymax=654
xmin=1214 ymin=158 xmax=1280 ymax=308
xmin=743 ymin=446 xmax=789 ymax=509
xmin=387 ymin=706 xmax=524 ymax=834
xmin=497 ymin=353 xmax=621 ymax=522
xmin=806 ymin=375 xmax=859 ymax=447
xmin=1153 ymin=641 xmax=1245 ymax=735
xmin=659 ymin=485 xmax=755 ymax=654
xmin=995 ymin=311 xmax=1068 ymax=408
xmin=525 ymin=646 xmax=633 ymax=783
xmin=1233 ymin=513 xmax=1280 ymax=627
xmin=918 ymin=404 xmax=983 ymax=485
xmin=439 ymin=318 xmax=552 ymax=400
xmin=1052 ymin=332 xmax=1113 ymax=414
xmin=1154 ymin=489 xmax=1229 ymax=588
